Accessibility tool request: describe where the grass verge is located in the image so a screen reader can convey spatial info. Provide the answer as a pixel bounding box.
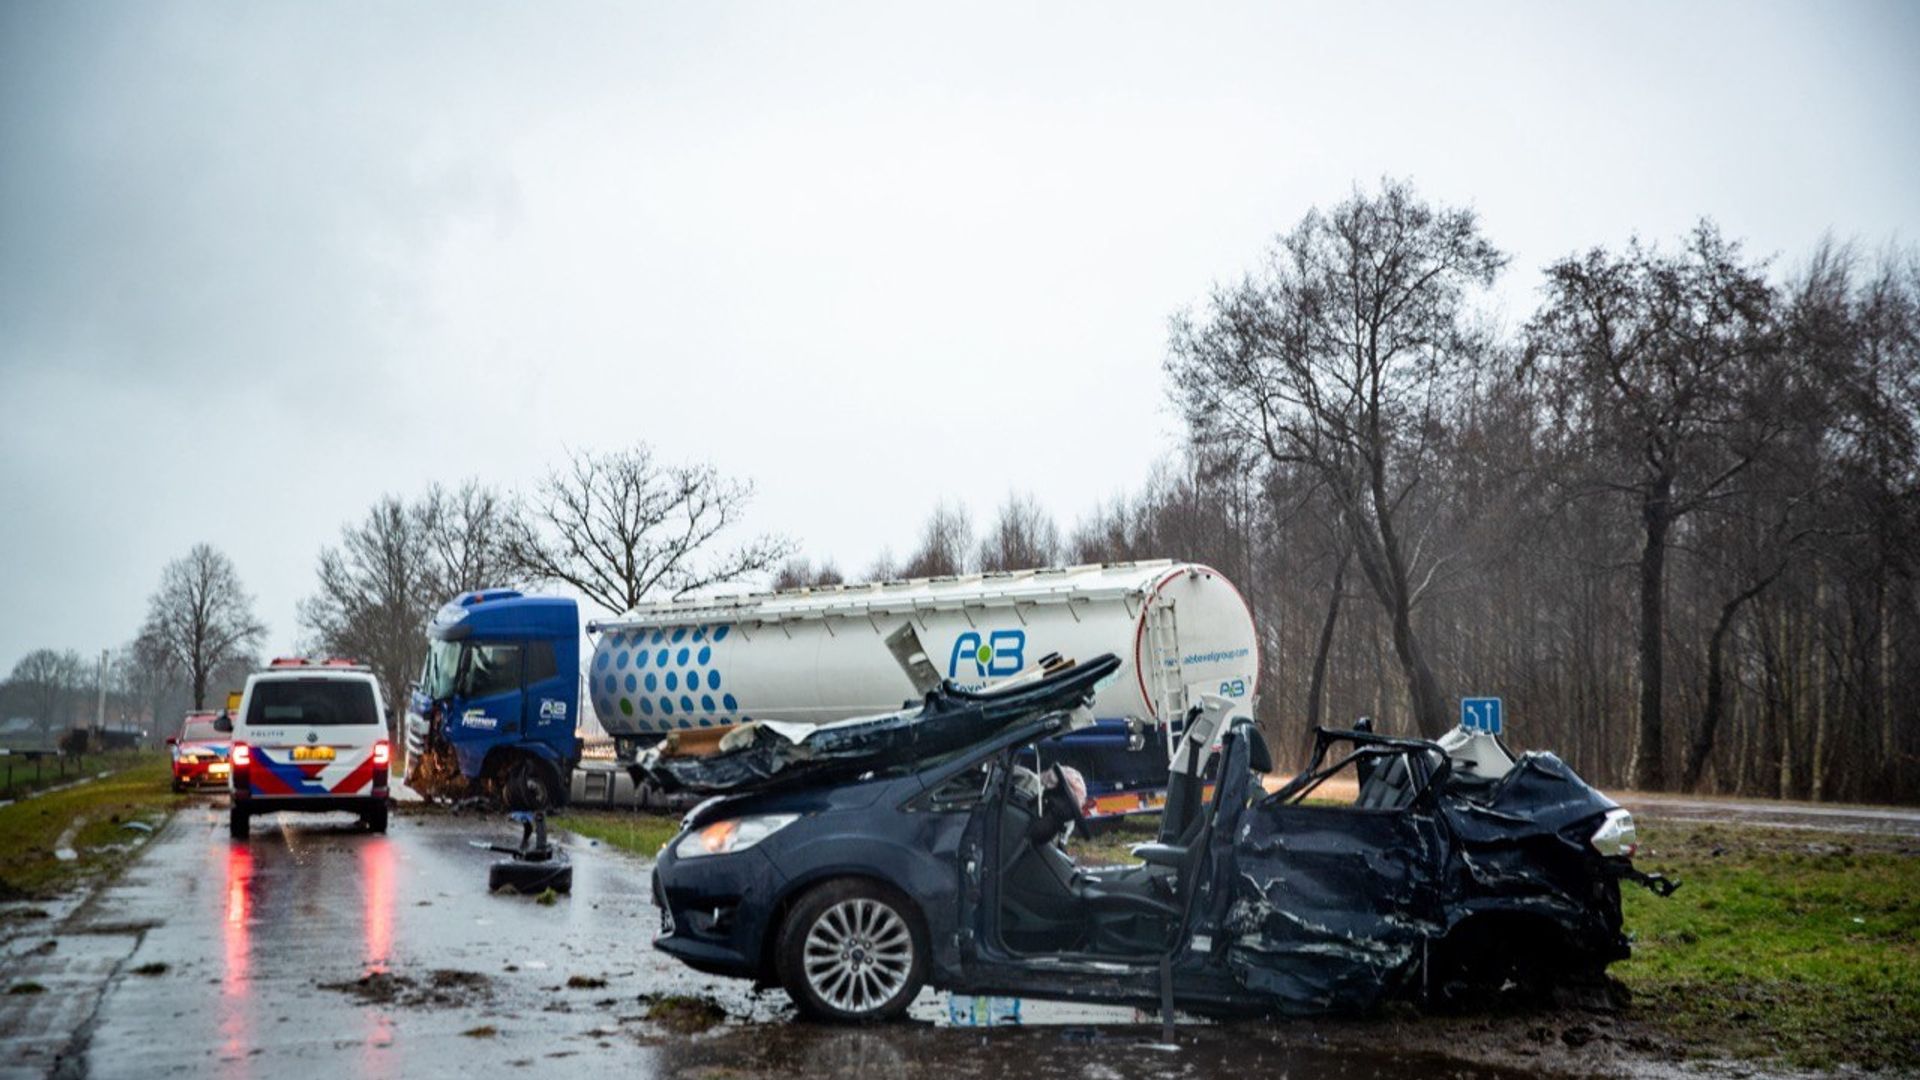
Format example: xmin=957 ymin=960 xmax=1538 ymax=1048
xmin=0 ymin=755 xmax=176 ymax=898
xmin=553 ymin=810 xmax=681 ymax=859
xmin=1618 ymin=818 xmax=1920 ymax=1071
xmin=0 ymin=749 xmax=157 ymax=801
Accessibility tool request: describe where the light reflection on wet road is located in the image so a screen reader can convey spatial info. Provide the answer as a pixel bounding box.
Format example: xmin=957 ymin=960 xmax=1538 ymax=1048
xmin=22 ymin=798 xmax=1530 ymax=1079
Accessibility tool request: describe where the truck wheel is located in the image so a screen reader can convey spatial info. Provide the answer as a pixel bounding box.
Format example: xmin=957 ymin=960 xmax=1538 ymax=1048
xmin=363 ymin=804 xmax=389 ymax=834
xmin=503 ymin=758 xmax=560 ymax=813
xmin=489 ymin=858 xmax=572 ymax=895
xmin=775 ymin=879 xmax=927 ymax=1022
xmin=228 ymin=808 xmax=249 ymax=840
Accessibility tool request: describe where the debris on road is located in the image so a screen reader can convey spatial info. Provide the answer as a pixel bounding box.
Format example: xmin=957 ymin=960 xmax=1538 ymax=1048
xmin=640 ymin=993 xmax=729 ymax=1034
xmin=481 ymin=811 xmax=573 ymax=895
xmin=320 ymin=968 xmax=494 ymax=1009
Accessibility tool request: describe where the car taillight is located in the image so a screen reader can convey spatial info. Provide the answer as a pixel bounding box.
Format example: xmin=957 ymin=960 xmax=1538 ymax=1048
xmin=231 ymin=743 xmax=251 ymax=767
xmin=372 ymin=740 xmax=390 ymax=767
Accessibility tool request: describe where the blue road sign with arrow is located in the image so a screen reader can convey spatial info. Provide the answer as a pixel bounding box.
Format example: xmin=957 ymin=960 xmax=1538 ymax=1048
xmin=1461 ymin=697 xmax=1503 ymax=734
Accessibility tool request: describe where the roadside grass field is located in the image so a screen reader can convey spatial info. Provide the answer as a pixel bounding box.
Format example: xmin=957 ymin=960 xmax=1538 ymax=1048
xmin=1 ymin=749 xmax=157 ymax=801
xmin=1621 ymin=819 xmax=1920 ymax=1071
xmin=553 ymin=809 xmax=680 ymax=858
xmin=0 ymin=754 xmax=176 ymax=897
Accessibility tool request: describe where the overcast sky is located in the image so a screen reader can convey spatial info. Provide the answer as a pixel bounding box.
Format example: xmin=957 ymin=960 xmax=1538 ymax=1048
xmin=2 ymin=1 xmax=1916 ymax=676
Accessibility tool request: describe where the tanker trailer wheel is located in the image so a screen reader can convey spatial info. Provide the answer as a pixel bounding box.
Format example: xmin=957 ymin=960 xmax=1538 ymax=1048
xmin=775 ymin=878 xmax=928 ymax=1023
xmin=502 ymin=757 xmax=561 ymax=813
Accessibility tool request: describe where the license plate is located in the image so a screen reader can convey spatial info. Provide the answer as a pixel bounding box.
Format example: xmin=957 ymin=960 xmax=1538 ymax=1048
xmin=292 ymin=746 xmax=336 ymax=762
xmin=210 ymin=763 xmax=230 ymax=775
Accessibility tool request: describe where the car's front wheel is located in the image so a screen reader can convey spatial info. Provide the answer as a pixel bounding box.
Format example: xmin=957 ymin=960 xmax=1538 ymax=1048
xmin=228 ymin=808 xmax=248 ymax=840
xmin=775 ymin=879 xmax=927 ymax=1022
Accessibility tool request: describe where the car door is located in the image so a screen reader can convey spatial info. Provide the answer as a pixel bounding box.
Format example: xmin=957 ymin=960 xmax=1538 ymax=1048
xmin=1219 ymin=735 xmax=1450 ymax=1014
xmin=444 ymin=641 xmax=525 ymax=774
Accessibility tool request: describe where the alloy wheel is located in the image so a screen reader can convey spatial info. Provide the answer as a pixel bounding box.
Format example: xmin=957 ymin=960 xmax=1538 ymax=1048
xmin=801 ymin=897 xmax=915 ymax=1014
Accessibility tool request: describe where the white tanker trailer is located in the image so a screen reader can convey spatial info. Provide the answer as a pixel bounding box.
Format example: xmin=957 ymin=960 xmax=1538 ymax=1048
xmin=585 ymin=560 xmax=1259 ymax=817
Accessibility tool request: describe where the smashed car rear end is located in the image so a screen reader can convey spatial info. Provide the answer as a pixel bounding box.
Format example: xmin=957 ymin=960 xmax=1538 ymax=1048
xmin=1224 ymin=727 xmax=1672 ymax=1014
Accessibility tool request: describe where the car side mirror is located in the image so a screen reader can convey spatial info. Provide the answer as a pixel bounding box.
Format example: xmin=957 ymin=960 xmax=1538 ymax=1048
xmin=165 ymin=736 xmax=178 ymax=746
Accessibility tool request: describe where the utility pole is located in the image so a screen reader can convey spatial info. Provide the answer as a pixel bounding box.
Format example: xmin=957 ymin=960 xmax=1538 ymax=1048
xmin=95 ymin=649 xmax=108 ymax=733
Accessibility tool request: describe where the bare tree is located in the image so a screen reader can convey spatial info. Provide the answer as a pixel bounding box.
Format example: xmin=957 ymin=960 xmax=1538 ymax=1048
xmin=122 ymin=635 xmax=185 ymax=736
xmin=9 ymin=649 xmax=84 ymax=738
xmin=504 ymin=444 xmax=791 ymax=615
xmin=978 ymin=493 xmax=1063 ymax=572
xmin=138 ymin=544 xmax=267 ymax=710
xmin=299 ymin=497 xmax=435 ymax=724
xmin=1527 ymin=223 xmax=1785 ymax=788
xmin=900 ymin=500 xmax=974 ymax=578
xmin=1168 ymin=179 xmax=1505 ymax=736
xmin=416 ymin=480 xmax=513 ymax=600
xmin=1068 ymin=495 xmax=1139 ymax=564
xmin=772 ymin=556 xmax=847 ymax=590
xmin=865 ymin=548 xmax=901 ymax=581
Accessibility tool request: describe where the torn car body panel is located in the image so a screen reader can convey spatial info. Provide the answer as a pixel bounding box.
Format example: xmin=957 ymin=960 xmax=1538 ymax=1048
xmin=1224 ymin=804 xmax=1449 ymax=1013
xmin=1222 ymin=729 xmax=1637 ymax=1012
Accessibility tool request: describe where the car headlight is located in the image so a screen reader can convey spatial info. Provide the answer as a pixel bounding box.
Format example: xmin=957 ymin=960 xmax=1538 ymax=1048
xmin=674 ymin=814 xmax=800 ymax=859
xmin=1589 ymin=808 xmax=1638 ymax=858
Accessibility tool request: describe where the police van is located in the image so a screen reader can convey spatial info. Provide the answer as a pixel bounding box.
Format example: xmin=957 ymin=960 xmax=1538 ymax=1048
xmin=227 ymin=658 xmax=392 ymax=838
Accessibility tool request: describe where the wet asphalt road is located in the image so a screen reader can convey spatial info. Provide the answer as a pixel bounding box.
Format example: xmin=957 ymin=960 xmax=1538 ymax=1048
xmin=1615 ymin=791 xmax=1920 ymax=839
xmin=1 ymin=797 xmax=1529 ymax=1080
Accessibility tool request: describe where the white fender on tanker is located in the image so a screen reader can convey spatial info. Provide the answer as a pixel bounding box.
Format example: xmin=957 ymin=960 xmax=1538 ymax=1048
xmin=585 ymin=559 xmax=1259 ymax=739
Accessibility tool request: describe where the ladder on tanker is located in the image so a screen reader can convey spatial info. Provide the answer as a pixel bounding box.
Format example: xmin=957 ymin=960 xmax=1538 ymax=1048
xmin=1143 ymin=601 xmax=1186 ymax=761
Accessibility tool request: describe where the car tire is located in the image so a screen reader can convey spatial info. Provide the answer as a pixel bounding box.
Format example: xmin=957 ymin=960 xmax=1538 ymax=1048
xmin=363 ymin=804 xmax=389 ymax=834
xmin=228 ymin=808 xmax=249 ymax=840
xmin=172 ymin=779 xmax=187 ymax=793
xmin=488 ymin=858 xmax=572 ymax=895
xmin=775 ymin=878 xmax=928 ymax=1023
xmin=503 ymin=758 xmax=561 ymax=813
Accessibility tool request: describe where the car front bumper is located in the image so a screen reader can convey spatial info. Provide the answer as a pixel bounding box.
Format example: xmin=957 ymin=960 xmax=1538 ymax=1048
xmin=651 ymin=842 xmax=786 ymax=980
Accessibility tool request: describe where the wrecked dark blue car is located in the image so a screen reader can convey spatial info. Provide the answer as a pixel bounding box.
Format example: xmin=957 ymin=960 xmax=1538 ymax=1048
xmin=645 ymin=654 xmax=1671 ymax=1022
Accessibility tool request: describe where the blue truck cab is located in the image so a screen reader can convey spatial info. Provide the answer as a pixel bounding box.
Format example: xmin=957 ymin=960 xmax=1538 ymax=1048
xmin=404 ymin=590 xmax=583 ymax=811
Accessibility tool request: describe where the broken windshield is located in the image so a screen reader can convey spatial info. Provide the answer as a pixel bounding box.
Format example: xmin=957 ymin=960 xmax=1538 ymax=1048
xmin=421 ymin=639 xmax=461 ymax=701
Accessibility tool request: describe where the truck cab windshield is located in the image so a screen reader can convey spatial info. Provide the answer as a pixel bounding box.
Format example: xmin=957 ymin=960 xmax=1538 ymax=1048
xmin=422 ymin=639 xmax=462 ymax=701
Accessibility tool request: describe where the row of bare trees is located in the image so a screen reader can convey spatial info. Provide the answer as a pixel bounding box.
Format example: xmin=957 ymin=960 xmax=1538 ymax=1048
xmin=297 ymin=449 xmax=792 ymax=726
xmin=3 ymin=543 xmax=268 ymax=745
xmin=1158 ymin=181 xmax=1919 ymax=801
xmin=5 ymin=446 xmax=788 ymax=743
xmin=781 ymin=182 xmax=1916 ymax=803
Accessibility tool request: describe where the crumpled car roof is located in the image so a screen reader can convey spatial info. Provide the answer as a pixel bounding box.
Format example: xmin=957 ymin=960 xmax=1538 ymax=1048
xmin=641 ymin=654 xmax=1122 ymax=795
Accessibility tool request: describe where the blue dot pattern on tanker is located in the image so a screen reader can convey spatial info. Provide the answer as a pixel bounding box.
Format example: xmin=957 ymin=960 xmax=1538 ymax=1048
xmin=592 ymin=624 xmax=739 ymax=732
